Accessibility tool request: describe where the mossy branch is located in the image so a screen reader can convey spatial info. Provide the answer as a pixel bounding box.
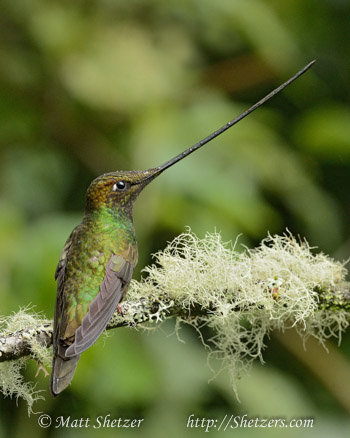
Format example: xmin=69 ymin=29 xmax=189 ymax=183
xmin=1 ymin=231 xmax=349 ymax=414
xmin=1 ymin=283 xmax=350 ymax=363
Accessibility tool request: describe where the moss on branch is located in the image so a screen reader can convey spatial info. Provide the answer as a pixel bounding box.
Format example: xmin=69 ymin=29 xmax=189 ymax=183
xmin=1 ymin=231 xmax=349 ymax=413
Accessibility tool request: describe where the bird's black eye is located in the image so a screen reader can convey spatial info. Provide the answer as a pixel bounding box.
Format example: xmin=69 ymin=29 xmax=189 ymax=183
xmin=117 ymin=181 xmax=126 ymax=190
xmin=112 ymin=181 xmax=127 ymax=191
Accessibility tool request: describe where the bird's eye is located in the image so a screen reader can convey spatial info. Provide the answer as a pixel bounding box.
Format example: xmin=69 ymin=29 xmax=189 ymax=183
xmin=112 ymin=181 xmax=127 ymax=191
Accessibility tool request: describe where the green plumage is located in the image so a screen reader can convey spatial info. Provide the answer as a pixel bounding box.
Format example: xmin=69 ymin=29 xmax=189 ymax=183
xmin=62 ymin=207 xmax=137 ymax=334
xmin=50 ymin=170 xmax=150 ymax=396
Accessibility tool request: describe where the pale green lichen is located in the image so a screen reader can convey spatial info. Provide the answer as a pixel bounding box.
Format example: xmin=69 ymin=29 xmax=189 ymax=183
xmin=0 ymin=307 xmax=51 ymax=415
xmin=1 ymin=231 xmax=349 ymax=412
xmin=129 ymin=230 xmax=349 ymax=394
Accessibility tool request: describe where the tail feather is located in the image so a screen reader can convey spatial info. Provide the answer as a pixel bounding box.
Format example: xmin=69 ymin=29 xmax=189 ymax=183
xmin=50 ymin=354 xmax=80 ymax=397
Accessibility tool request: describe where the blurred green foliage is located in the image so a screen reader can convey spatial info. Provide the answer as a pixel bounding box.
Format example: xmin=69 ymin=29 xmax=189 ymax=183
xmin=1 ymin=0 xmax=350 ymax=437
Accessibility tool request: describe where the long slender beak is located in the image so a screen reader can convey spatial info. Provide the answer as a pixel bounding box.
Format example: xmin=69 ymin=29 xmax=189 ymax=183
xmin=139 ymin=60 xmax=315 ymax=184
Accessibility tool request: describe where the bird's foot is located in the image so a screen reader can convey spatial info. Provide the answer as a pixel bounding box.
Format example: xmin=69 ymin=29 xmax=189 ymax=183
xmin=35 ymin=360 xmax=49 ymax=378
xmin=117 ymin=303 xmax=124 ymax=315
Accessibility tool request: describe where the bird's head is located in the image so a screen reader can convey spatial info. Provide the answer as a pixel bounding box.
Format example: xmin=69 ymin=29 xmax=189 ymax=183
xmin=85 ymin=169 xmax=161 ymax=216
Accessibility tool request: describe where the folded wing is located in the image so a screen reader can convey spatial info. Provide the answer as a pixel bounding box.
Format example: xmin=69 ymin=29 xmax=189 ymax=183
xmin=65 ymin=254 xmax=133 ymax=357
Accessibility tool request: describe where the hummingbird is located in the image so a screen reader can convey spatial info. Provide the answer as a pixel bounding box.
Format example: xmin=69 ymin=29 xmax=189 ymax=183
xmin=50 ymin=61 xmax=315 ymax=396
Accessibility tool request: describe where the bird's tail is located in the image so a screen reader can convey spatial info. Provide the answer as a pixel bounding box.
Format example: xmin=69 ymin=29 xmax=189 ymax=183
xmin=50 ymin=353 xmax=80 ymax=397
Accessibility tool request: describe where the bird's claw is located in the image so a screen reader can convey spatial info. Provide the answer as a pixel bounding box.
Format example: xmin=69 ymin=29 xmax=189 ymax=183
xmin=35 ymin=360 xmax=49 ymax=378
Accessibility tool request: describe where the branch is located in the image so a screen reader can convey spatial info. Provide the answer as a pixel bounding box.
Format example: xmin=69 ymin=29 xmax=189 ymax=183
xmin=1 ymin=231 xmax=350 ymax=415
xmin=0 ymin=293 xmax=206 ymax=363
xmin=1 ymin=282 xmax=349 ymax=363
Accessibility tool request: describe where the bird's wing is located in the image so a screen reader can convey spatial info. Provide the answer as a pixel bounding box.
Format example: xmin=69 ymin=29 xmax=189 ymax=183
xmin=53 ymin=229 xmax=76 ymax=354
xmin=64 ymin=253 xmax=133 ymax=357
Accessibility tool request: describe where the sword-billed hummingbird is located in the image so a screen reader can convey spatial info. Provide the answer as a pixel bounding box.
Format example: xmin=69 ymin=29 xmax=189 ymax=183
xmin=50 ymin=61 xmax=315 ymax=396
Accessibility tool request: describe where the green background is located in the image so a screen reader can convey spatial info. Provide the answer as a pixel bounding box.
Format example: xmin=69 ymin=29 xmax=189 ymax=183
xmin=1 ymin=0 xmax=350 ymax=436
